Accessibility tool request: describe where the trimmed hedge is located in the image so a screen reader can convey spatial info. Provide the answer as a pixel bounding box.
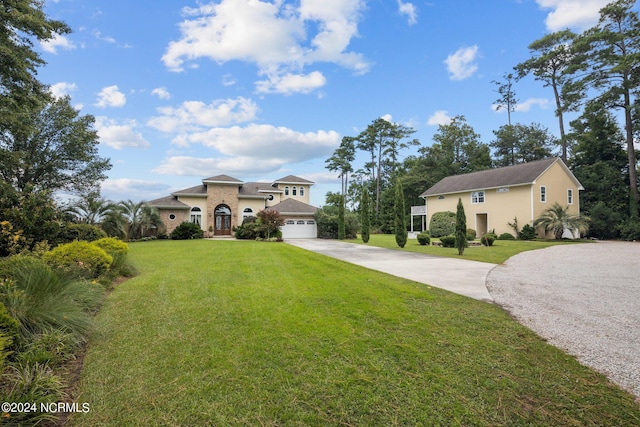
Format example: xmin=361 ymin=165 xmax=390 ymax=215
xmin=429 ymin=212 xmax=456 ymax=238
xmin=498 ymin=232 xmax=515 ymax=240
xmin=43 ymin=241 xmax=113 ymax=278
xmin=92 ymin=237 xmax=129 ymax=258
xmin=481 ymin=233 xmax=496 ymax=246
xmin=416 ymin=232 xmax=430 ymax=246
xmin=170 ymin=222 xmax=204 ymax=240
xmin=439 ymin=235 xmax=456 ymax=248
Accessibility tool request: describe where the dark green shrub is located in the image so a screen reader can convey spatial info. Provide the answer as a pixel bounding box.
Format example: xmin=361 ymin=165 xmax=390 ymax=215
xmin=617 ymin=218 xmax=640 ymax=241
xmin=481 ymin=234 xmax=496 ymax=246
xmin=234 ymin=221 xmax=261 ymax=240
xmin=416 ymin=232 xmax=430 ymax=245
xmin=170 ymin=222 xmax=204 ymax=240
xmin=518 ymin=224 xmax=537 ymax=240
xmin=429 ymin=212 xmax=456 ymax=238
xmin=439 ymin=235 xmax=455 ymax=248
xmin=56 ymin=223 xmax=107 ymax=244
xmin=315 ymin=207 xmax=359 ymax=239
xmin=466 ymin=229 xmax=476 ymax=241
xmin=0 ymin=301 xmax=20 ymax=367
xmin=92 ymin=237 xmax=129 ymax=258
xmin=498 ymin=232 xmax=515 ymax=240
xmin=43 ymin=241 xmax=112 ymax=278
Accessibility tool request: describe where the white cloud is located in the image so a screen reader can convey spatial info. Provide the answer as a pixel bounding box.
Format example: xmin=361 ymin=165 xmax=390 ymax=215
xmin=147 ymin=97 xmax=259 ymax=133
xmin=49 ymin=82 xmax=77 ymax=98
xmin=161 ymin=0 xmax=369 ymax=94
xmin=151 ymin=87 xmax=171 ymax=100
xmin=95 ymin=85 xmax=126 ymax=108
xmin=427 ymin=110 xmax=452 ymax=126
xmin=397 ymin=1 xmax=418 ymax=25
xmin=444 ymin=45 xmax=479 ymax=81
xmin=101 ymin=178 xmax=170 ymax=202
xmin=255 ymin=71 xmax=327 ymax=95
xmin=92 ymin=30 xmax=116 ymax=44
xmin=153 ymin=156 xmax=285 ymax=176
xmin=95 ymin=117 xmax=151 ymax=150
xmin=40 ymin=34 xmax=76 ymax=54
xmin=536 ymin=0 xmax=610 ymax=31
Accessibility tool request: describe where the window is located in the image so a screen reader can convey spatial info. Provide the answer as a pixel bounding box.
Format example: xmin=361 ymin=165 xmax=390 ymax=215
xmin=292 ymin=187 xmax=297 ymax=196
xmin=169 ymin=213 xmax=176 ymax=221
xmin=267 ymin=194 xmax=274 ymax=201
xmin=243 ymin=207 xmax=253 ymax=218
xmin=567 ymin=189 xmax=573 ymax=204
xmin=284 ymin=186 xmax=289 ymax=195
xmin=286 ymin=220 xmax=295 ymax=225
xmin=297 ymin=220 xmax=305 ymax=225
xmin=471 ymin=191 xmax=485 ymax=204
xmin=299 ymin=187 xmax=304 ymax=196
xmin=540 ymin=186 xmax=547 ymax=203
xmin=189 ymin=207 xmax=202 ymax=225
xmin=307 ymin=220 xmax=315 ymax=225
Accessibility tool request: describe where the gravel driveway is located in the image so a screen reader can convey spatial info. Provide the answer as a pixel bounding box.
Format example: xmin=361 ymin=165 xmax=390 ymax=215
xmin=486 ymin=241 xmax=640 ymax=400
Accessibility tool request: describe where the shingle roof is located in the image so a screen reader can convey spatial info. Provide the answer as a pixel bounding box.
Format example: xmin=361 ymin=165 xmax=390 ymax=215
xmin=147 ymin=195 xmax=190 ymax=209
xmin=202 ymin=174 xmax=243 ymax=183
xmin=420 ymin=158 xmax=569 ymax=197
xmin=269 ymin=198 xmax=318 ymax=215
xmin=171 ymin=184 xmax=207 ymax=196
xmin=273 ymin=175 xmax=314 ymax=185
xmin=239 ymin=182 xmax=280 ymax=197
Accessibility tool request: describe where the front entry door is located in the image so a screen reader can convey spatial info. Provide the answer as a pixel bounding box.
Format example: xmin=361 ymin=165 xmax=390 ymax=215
xmin=214 ymin=205 xmax=232 ymax=235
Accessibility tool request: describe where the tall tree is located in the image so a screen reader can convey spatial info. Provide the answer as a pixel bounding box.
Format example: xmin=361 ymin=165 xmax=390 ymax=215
xmin=492 ymin=73 xmax=519 ymax=125
xmin=0 ymin=96 xmax=111 ymax=195
xmin=0 ymin=0 xmax=70 ymax=129
xmin=516 ymin=30 xmax=586 ymax=161
xmin=360 ymin=187 xmax=370 ymax=243
xmin=338 ymin=194 xmax=346 ymax=240
xmin=455 ymin=198 xmax=467 ymax=256
xmin=491 ymin=123 xmax=557 ymax=166
xmin=580 ymin=0 xmax=640 ymax=217
xmin=394 ymin=179 xmax=407 ymax=248
xmin=325 ymin=136 xmax=356 ymax=203
xmin=356 ymin=118 xmax=418 ymax=225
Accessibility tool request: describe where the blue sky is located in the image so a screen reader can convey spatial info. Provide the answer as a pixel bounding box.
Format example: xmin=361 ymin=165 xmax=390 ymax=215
xmin=39 ymin=0 xmax=615 ymax=207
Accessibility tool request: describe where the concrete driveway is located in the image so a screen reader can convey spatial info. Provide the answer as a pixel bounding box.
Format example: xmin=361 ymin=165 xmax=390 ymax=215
xmin=286 ymin=239 xmax=496 ymax=302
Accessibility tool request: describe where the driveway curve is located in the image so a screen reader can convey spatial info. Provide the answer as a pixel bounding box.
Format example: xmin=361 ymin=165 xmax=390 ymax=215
xmin=486 ymin=241 xmax=640 ymax=400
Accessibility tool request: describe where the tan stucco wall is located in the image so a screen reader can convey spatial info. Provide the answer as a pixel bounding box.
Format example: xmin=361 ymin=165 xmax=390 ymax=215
xmin=532 ymin=160 xmax=581 ymax=219
xmin=276 ymin=184 xmax=311 ymax=204
xmin=239 ymin=199 xmax=267 ymax=220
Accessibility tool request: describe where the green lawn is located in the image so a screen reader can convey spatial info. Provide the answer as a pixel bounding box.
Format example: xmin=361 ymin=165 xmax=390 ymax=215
xmin=355 ymin=233 xmax=589 ymax=264
xmin=70 ymin=240 xmax=639 ymax=426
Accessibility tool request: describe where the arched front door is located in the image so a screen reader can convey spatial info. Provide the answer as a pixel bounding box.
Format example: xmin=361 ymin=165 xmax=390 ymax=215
xmin=214 ymin=205 xmax=232 ymax=235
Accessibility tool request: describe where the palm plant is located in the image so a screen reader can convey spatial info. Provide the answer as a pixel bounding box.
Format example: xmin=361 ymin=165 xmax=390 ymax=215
xmin=67 ymin=192 xmax=116 ymax=225
xmin=533 ymin=202 xmax=589 ymax=239
xmin=117 ymin=200 xmax=164 ymax=240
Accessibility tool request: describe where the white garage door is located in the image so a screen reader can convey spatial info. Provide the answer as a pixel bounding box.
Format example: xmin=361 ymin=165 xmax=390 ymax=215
xmin=281 ymin=219 xmax=317 ymax=239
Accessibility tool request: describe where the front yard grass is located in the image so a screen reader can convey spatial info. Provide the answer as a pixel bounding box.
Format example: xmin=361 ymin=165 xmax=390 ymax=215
xmin=70 ymin=240 xmax=639 ymax=426
xmin=356 ymin=233 xmax=588 ymax=264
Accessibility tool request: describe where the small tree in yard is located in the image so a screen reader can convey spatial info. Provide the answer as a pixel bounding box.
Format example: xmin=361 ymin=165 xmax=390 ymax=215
xmin=455 ymin=198 xmax=468 ymax=255
xmin=534 ymin=202 xmax=589 ymax=239
xmin=360 ymin=189 xmax=371 ymax=243
xmin=257 ymin=209 xmax=285 ymax=240
xmin=394 ymin=180 xmax=408 ymax=248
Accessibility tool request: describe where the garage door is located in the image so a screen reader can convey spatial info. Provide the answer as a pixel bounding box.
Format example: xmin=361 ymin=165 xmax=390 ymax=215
xmin=281 ymin=219 xmax=317 ymax=239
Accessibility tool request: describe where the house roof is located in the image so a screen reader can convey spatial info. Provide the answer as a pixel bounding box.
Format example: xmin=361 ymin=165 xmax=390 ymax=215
xmin=147 ymin=195 xmax=190 ymax=209
xmin=171 ymin=184 xmax=207 ymax=196
xmin=269 ymin=198 xmax=318 ymax=215
xmin=420 ymin=158 xmax=582 ymax=197
xmin=202 ymin=174 xmax=244 ymax=184
xmin=273 ymin=175 xmax=314 ymax=185
xmin=238 ymin=182 xmax=281 ymax=198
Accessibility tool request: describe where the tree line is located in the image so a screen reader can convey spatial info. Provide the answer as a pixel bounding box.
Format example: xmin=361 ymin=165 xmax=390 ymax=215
xmin=324 ymin=0 xmax=640 ymax=240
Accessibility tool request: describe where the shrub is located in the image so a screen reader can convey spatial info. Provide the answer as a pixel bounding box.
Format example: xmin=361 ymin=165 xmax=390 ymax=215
xmin=617 ymin=218 xmax=640 ymax=241
xmin=481 ymin=233 xmax=496 ymax=246
xmin=439 ymin=235 xmax=455 ymax=248
xmin=429 ymin=212 xmax=456 ymax=238
xmin=0 ymin=301 xmax=19 ymax=368
xmin=315 ymin=207 xmax=358 ymax=239
xmin=56 ymin=223 xmax=107 ymax=244
xmin=466 ymin=228 xmax=476 ymax=241
xmin=0 ymin=257 xmax=103 ymax=340
xmin=234 ymin=220 xmax=262 ymax=240
xmin=43 ymin=241 xmax=113 ymax=278
xmin=16 ymin=327 xmax=81 ymax=367
xmin=92 ymin=237 xmax=129 ymax=258
xmin=498 ymin=232 xmax=515 ymax=240
xmin=416 ymin=232 xmax=431 ymax=245
xmin=170 ymin=222 xmax=204 ymax=240
xmin=518 ymin=224 xmax=537 ymax=240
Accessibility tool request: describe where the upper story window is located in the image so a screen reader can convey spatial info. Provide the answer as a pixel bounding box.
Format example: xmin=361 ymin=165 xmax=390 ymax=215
xmin=190 ymin=207 xmax=202 ymax=225
xmin=243 ymin=208 xmax=253 ymax=218
xmin=567 ymin=189 xmax=573 ymax=204
xmin=292 ymin=187 xmax=297 ymax=196
xmin=471 ymin=191 xmax=485 ymax=204
xmin=299 ymin=187 xmax=304 ymax=196
xmin=540 ymin=186 xmax=547 ymax=203
xmin=284 ymin=186 xmax=289 ymax=195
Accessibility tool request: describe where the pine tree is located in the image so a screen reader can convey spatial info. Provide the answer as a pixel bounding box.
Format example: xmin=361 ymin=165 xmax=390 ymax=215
xmin=455 ymin=198 xmax=468 ymax=256
xmin=394 ymin=180 xmax=407 ymax=248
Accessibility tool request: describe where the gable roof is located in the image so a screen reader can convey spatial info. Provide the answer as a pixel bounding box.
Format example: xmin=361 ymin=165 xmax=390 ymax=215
xmin=147 ymin=195 xmax=190 ymax=209
xmin=273 ymin=175 xmax=314 ymax=185
xmin=420 ymin=158 xmax=582 ymax=197
xmin=239 ymin=182 xmax=282 ymax=198
xmin=171 ymin=184 xmax=207 ymax=196
xmin=202 ymin=174 xmax=244 ymax=184
xmin=269 ymin=198 xmax=317 ymax=215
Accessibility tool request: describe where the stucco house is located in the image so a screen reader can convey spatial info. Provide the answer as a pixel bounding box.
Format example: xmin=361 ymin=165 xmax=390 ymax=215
xmin=419 ymin=158 xmax=584 ymax=238
xmin=148 ymin=174 xmax=317 ymax=239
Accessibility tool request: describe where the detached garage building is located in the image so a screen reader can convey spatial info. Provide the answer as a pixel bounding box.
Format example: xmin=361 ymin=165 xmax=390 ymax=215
xmin=149 ymin=174 xmax=317 ymax=239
